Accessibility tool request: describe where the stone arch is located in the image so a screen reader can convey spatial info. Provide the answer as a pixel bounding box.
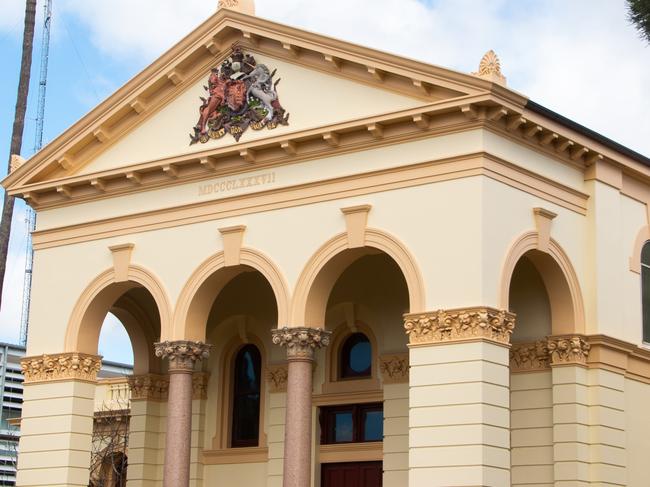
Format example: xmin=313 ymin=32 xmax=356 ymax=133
xmin=65 ymin=265 xmax=172 ymax=374
xmin=291 ymin=228 xmax=425 ymax=328
xmin=629 ymin=225 xmax=650 ymax=274
xmin=173 ymin=248 xmax=290 ymax=341
xmin=499 ymin=231 xmax=585 ymax=335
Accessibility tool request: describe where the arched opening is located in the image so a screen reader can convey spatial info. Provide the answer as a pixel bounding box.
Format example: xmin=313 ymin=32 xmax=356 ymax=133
xmin=189 ymin=267 xmax=279 ymax=452
xmin=506 ymin=247 xmax=579 ymax=485
xmin=306 ymin=249 xmax=410 ymax=484
xmin=509 ymin=254 xmax=552 ymax=343
xmin=68 ymin=272 xmax=167 ymax=487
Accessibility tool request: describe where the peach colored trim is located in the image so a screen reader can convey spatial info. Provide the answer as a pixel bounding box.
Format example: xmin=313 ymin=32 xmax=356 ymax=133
xmin=499 ymin=231 xmax=585 ymax=335
xmin=173 ymin=247 xmax=290 ymax=340
xmin=109 ymin=243 xmax=134 ymax=282
xmin=341 ymin=205 xmax=371 ymax=249
xmin=319 ymin=442 xmax=383 ymax=463
xmin=533 ymin=208 xmax=557 ymax=253
xmin=629 ymin=225 xmax=650 ymax=274
xmin=312 ymin=390 xmax=384 ymax=406
xmin=290 ymin=228 xmax=425 ymax=328
xmin=219 ymin=225 xmax=246 ymax=267
xmin=201 ymin=447 xmax=269 ymax=465
xmin=32 ymin=152 xmax=589 ymax=250
xmin=64 ymin=265 xmax=172 ymax=359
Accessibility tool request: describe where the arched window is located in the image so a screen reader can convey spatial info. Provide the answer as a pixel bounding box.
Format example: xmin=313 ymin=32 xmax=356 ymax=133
xmin=231 ymin=344 xmax=261 ymax=447
xmin=643 ymin=242 xmax=650 ymax=343
xmin=339 ymin=333 xmax=372 ymax=379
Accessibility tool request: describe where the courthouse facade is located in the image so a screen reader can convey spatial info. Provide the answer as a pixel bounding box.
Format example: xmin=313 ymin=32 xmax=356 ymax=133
xmin=4 ymin=1 xmax=650 ymax=486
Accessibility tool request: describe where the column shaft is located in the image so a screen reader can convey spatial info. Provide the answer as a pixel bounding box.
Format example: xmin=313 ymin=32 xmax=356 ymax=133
xmin=272 ymin=327 xmax=331 ymax=487
xmin=164 ymin=370 xmax=194 ymax=487
xmin=283 ymin=359 xmax=313 ymax=487
xmin=155 ymin=341 xmax=211 ymax=487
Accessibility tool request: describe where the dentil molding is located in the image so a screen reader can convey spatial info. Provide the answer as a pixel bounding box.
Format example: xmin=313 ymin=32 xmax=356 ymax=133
xmin=21 ymin=352 xmax=102 ymax=383
xmin=404 ymin=307 xmax=515 ymax=345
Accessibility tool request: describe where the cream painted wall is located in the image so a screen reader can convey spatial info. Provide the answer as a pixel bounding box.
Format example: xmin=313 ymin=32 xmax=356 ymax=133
xmin=624 ymin=378 xmax=650 ymax=486
xmin=482 ymin=130 xmax=584 ymax=190
xmin=203 ymin=463 xmax=267 ymax=486
xmin=620 ymin=195 xmax=647 ymax=345
xmin=75 ymin=52 xmax=422 ymax=177
xmin=480 ymin=176 xmax=586 ymax=309
xmin=37 ymin=129 xmax=484 ymax=231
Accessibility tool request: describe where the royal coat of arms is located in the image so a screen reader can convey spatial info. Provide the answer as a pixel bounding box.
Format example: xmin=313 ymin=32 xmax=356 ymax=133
xmin=190 ymin=46 xmax=290 ymax=144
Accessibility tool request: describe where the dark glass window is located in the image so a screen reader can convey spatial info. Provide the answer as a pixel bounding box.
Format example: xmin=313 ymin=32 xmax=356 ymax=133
xmin=320 ymin=403 xmax=383 ymax=444
xmin=340 ymin=333 xmax=372 ymax=379
xmin=643 ymin=242 xmax=650 ymax=343
xmin=231 ymin=344 xmax=261 ymax=448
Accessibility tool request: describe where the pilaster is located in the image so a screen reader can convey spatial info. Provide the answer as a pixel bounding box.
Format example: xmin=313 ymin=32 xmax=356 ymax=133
xmin=17 ymin=352 xmax=102 ymax=487
xmin=405 ymin=308 xmax=513 ymax=487
xmin=548 ymin=335 xmax=591 ymax=487
xmin=127 ymin=374 xmax=169 ymax=486
xmin=380 ymin=353 xmax=409 ymax=487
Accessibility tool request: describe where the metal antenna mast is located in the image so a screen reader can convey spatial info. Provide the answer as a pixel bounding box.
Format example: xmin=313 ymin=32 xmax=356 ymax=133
xmin=20 ymin=0 xmax=53 ymax=346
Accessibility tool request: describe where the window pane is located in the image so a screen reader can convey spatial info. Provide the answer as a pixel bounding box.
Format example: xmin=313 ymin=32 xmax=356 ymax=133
xmin=333 ymin=412 xmax=354 ymax=442
xmin=644 ymin=267 xmax=650 ymax=342
xmin=362 ymin=410 xmax=383 ymax=441
xmin=349 ymin=341 xmax=371 ymax=373
xmin=340 ymin=333 xmax=372 ymax=379
xmin=232 ymin=345 xmax=261 ymax=447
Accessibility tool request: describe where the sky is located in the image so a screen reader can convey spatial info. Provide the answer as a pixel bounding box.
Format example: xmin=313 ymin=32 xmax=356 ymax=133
xmin=0 ymin=0 xmax=648 ymax=364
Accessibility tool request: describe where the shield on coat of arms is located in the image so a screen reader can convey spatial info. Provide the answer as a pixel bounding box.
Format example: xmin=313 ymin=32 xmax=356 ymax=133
xmin=226 ymin=80 xmax=247 ymax=112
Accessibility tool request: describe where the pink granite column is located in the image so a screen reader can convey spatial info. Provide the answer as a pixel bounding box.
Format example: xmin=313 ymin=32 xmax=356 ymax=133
xmin=155 ymin=340 xmax=211 ymax=487
xmin=272 ymin=327 xmax=331 ymax=487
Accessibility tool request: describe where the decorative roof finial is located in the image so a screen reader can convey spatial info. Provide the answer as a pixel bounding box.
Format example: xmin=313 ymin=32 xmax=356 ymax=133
xmin=218 ymin=0 xmax=256 ymax=15
xmin=473 ymin=50 xmax=506 ymax=86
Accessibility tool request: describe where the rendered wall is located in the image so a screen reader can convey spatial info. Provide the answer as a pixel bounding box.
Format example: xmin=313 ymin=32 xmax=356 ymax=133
xmin=625 ymin=378 xmax=650 ymax=486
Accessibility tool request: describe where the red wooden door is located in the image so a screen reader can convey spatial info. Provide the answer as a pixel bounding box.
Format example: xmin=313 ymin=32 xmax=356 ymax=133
xmin=322 ymin=462 xmax=382 ymax=487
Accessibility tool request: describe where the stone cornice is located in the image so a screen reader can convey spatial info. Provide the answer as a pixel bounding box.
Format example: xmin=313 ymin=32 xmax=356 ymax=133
xmin=379 ymin=353 xmax=409 ymax=384
xmin=128 ymin=374 xmax=170 ymax=400
xmin=266 ymin=363 xmax=288 ymax=392
xmin=8 ymin=93 xmax=624 ymax=211
xmin=21 ymin=352 xmax=102 ymax=384
xmin=271 ymin=327 xmax=331 ymax=360
xmin=404 ymin=307 xmax=515 ymax=346
xmin=154 ymin=340 xmax=212 ymax=372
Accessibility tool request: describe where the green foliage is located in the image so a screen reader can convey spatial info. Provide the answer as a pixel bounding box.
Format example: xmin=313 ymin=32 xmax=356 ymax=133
xmin=628 ymin=0 xmax=650 ymax=43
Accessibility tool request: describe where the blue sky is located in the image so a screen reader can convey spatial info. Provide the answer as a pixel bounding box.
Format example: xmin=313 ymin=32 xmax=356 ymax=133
xmin=0 ymin=0 xmax=648 ymax=365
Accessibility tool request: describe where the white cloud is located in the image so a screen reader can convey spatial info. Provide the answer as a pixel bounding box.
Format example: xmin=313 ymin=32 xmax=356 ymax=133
xmin=0 ymin=0 xmax=26 ymax=36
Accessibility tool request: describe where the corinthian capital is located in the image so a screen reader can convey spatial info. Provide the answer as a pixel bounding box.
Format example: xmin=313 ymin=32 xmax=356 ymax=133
xmin=21 ymin=352 xmax=102 ymax=384
xmin=271 ymin=327 xmax=331 ymax=360
xmin=154 ymin=340 xmax=212 ymax=371
xmin=547 ymin=335 xmax=590 ymax=365
xmin=404 ymin=307 xmax=515 ymax=345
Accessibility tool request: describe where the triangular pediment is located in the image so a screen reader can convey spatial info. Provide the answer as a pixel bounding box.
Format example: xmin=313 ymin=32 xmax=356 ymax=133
xmin=5 ymin=8 xmax=529 ymax=206
xmin=72 ymin=52 xmax=429 ymax=177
